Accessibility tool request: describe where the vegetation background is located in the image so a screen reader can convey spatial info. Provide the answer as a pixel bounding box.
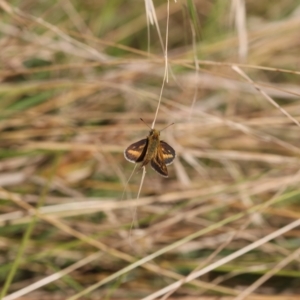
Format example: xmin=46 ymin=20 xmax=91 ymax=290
xmin=0 ymin=0 xmax=300 ymax=299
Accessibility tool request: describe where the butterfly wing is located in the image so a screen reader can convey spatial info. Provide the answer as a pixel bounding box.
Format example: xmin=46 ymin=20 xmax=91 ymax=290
xmin=160 ymin=141 xmax=176 ymax=165
xmin=124 ymin=139 xmax=148 ymax=163
xmin=151 ymin=147 xmax=168 ymax=177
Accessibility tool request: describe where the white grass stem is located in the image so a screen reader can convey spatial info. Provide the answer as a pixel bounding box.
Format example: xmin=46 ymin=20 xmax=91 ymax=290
xmin=232 ymin=65 xmax=300 ymax=128
xmin=151 ymin=0 xmax=170 ymax=129
xmin=144 ymin=0 xmax=165 ymax=52
xmin=129 ymin=166 xmax=146 ymax=236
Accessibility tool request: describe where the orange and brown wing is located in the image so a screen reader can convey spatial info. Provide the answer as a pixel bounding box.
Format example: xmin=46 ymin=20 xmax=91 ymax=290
xmin=160 ymin=141 xmax=176 ymax=165
xmin=124 ymin=139 xmax=148 ymax=163
xmin=151 ymin=148 xmax=168 ymax=177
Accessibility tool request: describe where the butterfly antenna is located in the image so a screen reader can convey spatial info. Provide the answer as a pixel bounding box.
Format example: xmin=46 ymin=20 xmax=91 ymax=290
xmin=140 ymin=118 xmax=152 ymax=129
xmin=160 ymin=122 xmax=174 ymax=132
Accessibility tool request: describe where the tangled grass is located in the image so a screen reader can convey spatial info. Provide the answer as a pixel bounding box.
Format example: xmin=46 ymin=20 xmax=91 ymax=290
xmin=0 ymin=0 xmax=300 ymax=299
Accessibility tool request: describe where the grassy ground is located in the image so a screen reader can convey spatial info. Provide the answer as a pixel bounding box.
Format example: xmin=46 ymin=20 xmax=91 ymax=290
xmin=1 ymin=0 xmax=300 ymax=299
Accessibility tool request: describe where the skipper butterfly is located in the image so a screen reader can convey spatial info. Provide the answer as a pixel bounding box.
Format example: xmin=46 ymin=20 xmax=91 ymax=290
xmin=124 ymin=121 xmax=176 ymax=177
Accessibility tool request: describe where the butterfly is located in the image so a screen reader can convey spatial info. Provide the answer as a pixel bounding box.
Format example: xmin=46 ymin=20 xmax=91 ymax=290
xmin=124 ymin=123 xmax=176 ymax=177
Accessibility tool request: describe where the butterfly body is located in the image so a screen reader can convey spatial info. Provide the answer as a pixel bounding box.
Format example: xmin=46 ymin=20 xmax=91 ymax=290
xmin=124 ymin=129 xmax=175 ymax=177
